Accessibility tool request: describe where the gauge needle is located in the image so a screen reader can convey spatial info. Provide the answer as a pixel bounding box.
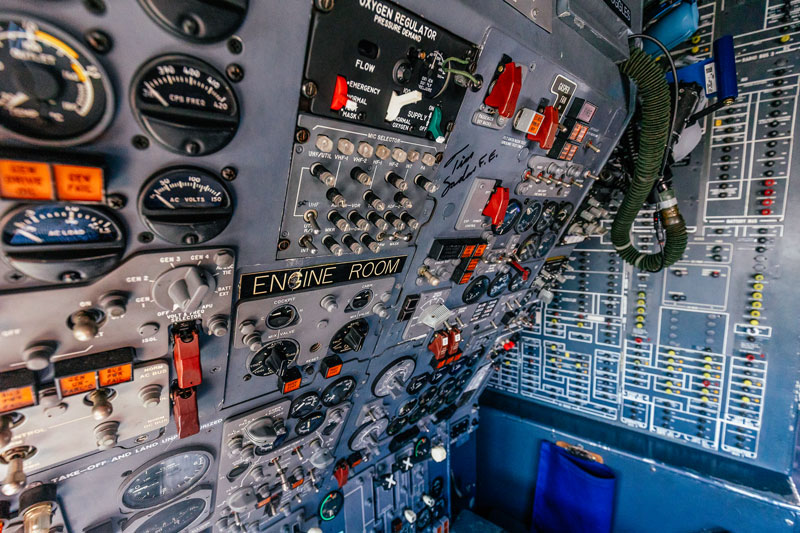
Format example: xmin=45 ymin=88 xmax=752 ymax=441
xmin=13 ymin=225 xmax=42 ymax=243
xmin=4 ymin=92 xmax=29 ymax=110
xmin=145 ymin=83 xmax=170 ymax=107
xmin=154 ymin=193 xmax=176 ymax=209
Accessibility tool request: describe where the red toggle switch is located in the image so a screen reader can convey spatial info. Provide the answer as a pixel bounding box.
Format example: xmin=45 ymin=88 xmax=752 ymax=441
xmin=484 ymin=62 xmax=523 ymax=118
xmin=428 ymin=331 xmax=449 ymax=359
xmin=482 ymin=186 xmax=510 ymax=226
xmin=333 ymin=460 xmax=349 ymax=488
xmin=509 ymin=260 xmax=531 ymax=281
xmin=331 ymin=75 xmax=349 ymax=111
xmin=528 ymin=106 xmax=559 ymax=150
xmin=447 ymin=328 xmax=462 ymax=355
xmin=503 ymin=340 xmax=516 ymax=351
xmin=173 ymin=326 xmax=201 ymax=389
xmin=172 ymin=386 xmax=200 ymax=439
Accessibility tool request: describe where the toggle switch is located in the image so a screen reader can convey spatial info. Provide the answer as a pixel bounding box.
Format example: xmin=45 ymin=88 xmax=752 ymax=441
xmin=482 ymin=186 xmax=510 ymax=226
xmin=484 ymin=61 xmax=523 ymax=118
xmin=173 ymin=322 xmax=202 ymax=389
xmin=385 ymin=90 xmax=422 ymax=122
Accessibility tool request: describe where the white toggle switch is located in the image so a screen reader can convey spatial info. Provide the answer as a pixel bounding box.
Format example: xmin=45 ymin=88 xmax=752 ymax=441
xmin=385 ymin=90 xmax=423 ymax=122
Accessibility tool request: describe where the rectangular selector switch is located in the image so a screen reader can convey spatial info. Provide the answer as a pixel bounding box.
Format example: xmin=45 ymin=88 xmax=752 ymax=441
xmin=173 ymin=325 xmax=202 ymax=389
xmin=172 ymin=386 xmax=200 ymax=439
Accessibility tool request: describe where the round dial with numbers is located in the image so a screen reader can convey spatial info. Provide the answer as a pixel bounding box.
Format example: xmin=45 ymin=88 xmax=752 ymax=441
xmin=296 ymin=412 xmax=325 ymax=436
xmin=289 ymin=392 xmax=320 ymax=419
xmin=319 ymin=490 xmax=344 ymax=521
xmin=462 ymin=275 xmax=489 ymax=304
xmin=516 ymin=202 xmax=542 ymax=233
xmin=321 ymin=376 xmax=357 ymax=406
xmin=487 ymin=271 xmax=511 ymax=298
xmin=120 ymin=449 xmax=211 ymax=509
xmin=493 ymin=199 xmax=522 ymax=235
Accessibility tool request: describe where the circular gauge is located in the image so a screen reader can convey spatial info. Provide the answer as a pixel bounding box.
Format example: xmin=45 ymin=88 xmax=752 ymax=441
xmin=1 ymin=204 xmax=125 ymax=283
xmin=516 ymin=202 xmax=542 ymax=233
xmin=319 ymin=490 xmax=344 ymax=521
xmin=430 ymin=476 xmax=444 ymax=497
xmin=429 ymin=369 xmax=446 ymax=384
xmin=439 ymin=378 xmax=457 ymax=398
xmin=426 ymin=396 xmax=444 ymax=414
xmin=373 ymin=356 xmax=416 ymax=398
xmin=462 ymin=275 xmax=489 ymax=304
xmin=419 ymin=386 xmax=438 ymax=406
xmin=448 ymin=360 xmax=466 ymax=375
xmin=444 ymin=386 xmax=461 ymax=405
xmin=398 ymin=398 xmax=418 ymax=417
xmin=457 ymin=369 xmax=474 ymax=388
xmin=296 ymin=412 xmax=325 ymax=436
xmin=534 ymin=201 xmax=558 ymax=232
xmin=406 ymin=373 xmax=429 ymax=395
xmin=0 ymin=15 xmax=114 ymax=146
xmin=536 ymin=232 xmax=557 ymax=258
xmin=553 ymin=202 xmax=574 ymax=230
xmin=131 ymin=54 xmax=240 ymax=156
xmin=321 ymin=376 xmax=357 ymax=406
xmin=408 ymin=406 xmax=425 ymax=424
xmin=267 ymin=304 xmax=299 ymax=330
xmin=348 ymin=289 xmax=372 ymax=311
xmin=247 ymin=339 xmax=299 ymax=377
xmin=138 ymin=0 xmax=248 ymax=43
xmin=289 ymin=391 xmax=320 ymax=419
xmin=487 ymin=271 xmax=511 ymax=298
xmin=413 ymin=436 xmax=430 ymax=460
xmin=516 ymin=233 xmax=542 ymax=262
xmin=330 ymin=318 xmax=369 ymax=354
xmin=416 ymin=507 xmax=432 ymax=530
xmin=138 ymin=167 xmax=233 ymax=245
xmin=386 ymin=417 xmax=406 ymax=436
xmin=509 ymin=271 xmax=529 ymax=292
xmin=120 ymin=449 xmax=212 ymax=510
xmin=133 ymin=498 xmax=206 ymax=533
xmin=493 ymin=199 xmax=522 ymax=235
xmin=349 ymin=418 xmax=388 ymax=451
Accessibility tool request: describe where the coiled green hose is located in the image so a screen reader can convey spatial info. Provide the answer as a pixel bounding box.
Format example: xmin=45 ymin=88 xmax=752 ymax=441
xmin=612 ymin=47 xmax=688 ymax=272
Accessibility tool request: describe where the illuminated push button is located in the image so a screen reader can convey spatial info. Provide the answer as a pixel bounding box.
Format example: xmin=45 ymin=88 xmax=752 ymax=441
xmin=704 ymin=364 xmax=712 ymax=370
xmin=753 ymin=283 xmax=764 ymax=291
xmin=667 ymin=365 xmax=674 ymax=371
xmin=637 ymin=292 xmax=646 ymax=298
xmin=701 ymin=396 xmax=709 ymax=402
xmin=637 ymin=299 xmax=646 ymax=306
xmin=637 ymin=307 xmax=646 ymax=314
xmin=668 ymin=358 xmax=675 ymax=364
xmin=741 ymin=395 xmax=751 ymax=403
xmin=743 ymin=379 xmax=753 ymax=386
xmin=752 ymin=301 xmax=763 ymax=309
xmin=750 ymin=310 xmax=760 ymax=317
xmin=754 ymin=274 xmax=765 ymax=281
xmin=703 ymin=372 xmax=711 ymax=378
xmin=666 ymin=388 xmax=673 ymax=394
xmin=749 ymin=319 xmax=760 ymax=326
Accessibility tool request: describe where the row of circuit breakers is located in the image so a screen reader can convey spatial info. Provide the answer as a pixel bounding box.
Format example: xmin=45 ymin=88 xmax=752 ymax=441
xmin=0 ymin=1 xmax=634 ymax=533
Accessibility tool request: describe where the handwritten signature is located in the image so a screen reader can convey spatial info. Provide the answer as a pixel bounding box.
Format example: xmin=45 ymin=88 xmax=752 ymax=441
xmin=441 ymin=144 xmax=498 ymax=197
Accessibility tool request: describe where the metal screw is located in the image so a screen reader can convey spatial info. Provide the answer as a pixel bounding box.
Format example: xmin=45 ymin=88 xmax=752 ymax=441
xmin=227 ymin=37 xmax=243 ymax=54
xmin=5 ymin=271 xmax=25 ymax=283
xmin=183 ymin=234 xmax=199 ymax=245
xmin=85 ymin=29 xmax=112 ymax=54
xmin=295 ymin=128 xmax=310 ymax=144
xmin=82 ymin=0 xmax=106 ymax=14
xmin=302 ymin=81 xmax=318 ymax=98
xmin=315 ymin=0 xmax=335 ymax=11
xmin=277 ymin=239 xmax=290 ymax=251
xmin=132 ymin=135 xmax=149 ymax=150
xmin=221 ymin=166 xmax=237 ymax=181
xmin=106 ymin=193 xmax=126 ymax=210
xmin=226 ymin=63 xmax=244 ymax=82
xmin=138 ymin=232 xmax=154 ymax=243
xmin=181 ymin=17 xmax=199 ymax=36
xmin=531 ymin=7 xmax=539 ymax=19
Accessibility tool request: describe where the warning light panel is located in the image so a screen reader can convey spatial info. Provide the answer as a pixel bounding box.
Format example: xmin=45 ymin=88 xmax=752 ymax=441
xmin=54 ymin=347 xmax=134 ymax=398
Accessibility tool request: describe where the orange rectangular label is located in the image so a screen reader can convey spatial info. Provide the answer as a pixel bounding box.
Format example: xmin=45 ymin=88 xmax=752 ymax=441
xmin=282 ymin=378 xmax=302 ymax=394
xmin=461 ymin=245 xmax=475 ymax=258
xmin=325 ymin=364 xmax=343 ymax=378
xmin=0 ymin=386 xmax=35 ymax=413
xmin=58 ymin=372 xmax=97 ymax=397
xmin=527 ymin=112 xmax=544 ymax=135
xmin=0 ymin=160 xmax=53 ymax=200
xmin=473 ymin=244 xmax=487 ymax=257
xmin=458 ymin=273 xmax=472 ymax=284
xmin=98 ymin=364 xmax=132 ymax=387
xmin=53 ymin=164 xmax=104 ymax=201
xmin=291 ymin=478 xmax=304 ymax=489
xmin=467 ymin=258 xmax=480 ymax=270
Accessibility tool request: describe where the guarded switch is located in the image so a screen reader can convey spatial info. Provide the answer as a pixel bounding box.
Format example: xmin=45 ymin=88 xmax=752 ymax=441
xmin=484 ymin=62 xmax=523 ymax=118
xmin=482 ymin=186 xmax=510 ymax=226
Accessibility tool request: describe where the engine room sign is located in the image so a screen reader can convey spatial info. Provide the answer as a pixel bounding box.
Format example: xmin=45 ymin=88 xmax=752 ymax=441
xmin=239 ymin=256 xmax=407 ymax=299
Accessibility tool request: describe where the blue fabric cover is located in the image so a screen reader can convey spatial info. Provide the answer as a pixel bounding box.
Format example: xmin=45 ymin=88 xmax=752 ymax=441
xmin=531 ymin=440 xmax=616 ymax=533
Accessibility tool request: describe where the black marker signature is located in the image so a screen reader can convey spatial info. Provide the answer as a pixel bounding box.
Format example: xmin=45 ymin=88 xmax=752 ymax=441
xmin=441 ymin=144 xmax=498 ymax=197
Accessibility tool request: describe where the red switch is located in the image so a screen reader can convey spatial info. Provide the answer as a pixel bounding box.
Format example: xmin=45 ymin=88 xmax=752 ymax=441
xmin=428 ymin=331 xmax=449 ymax=359
xmin=447 ymin=328 xmax=462 ymax=355
xmin=331 ymin=75 xmax=349 ymax=111
xmin=528 ymin=105 xmax=559 ymax=150
xmin=503 ymin=340 xmax=516 ymax=351
xmin=482 ymin=186 xmax=509 ymax=226
xmin=173 ymin=326 xmax=201 ymax=389
xmin=509 ymin=260 xmax=531 ymax=281
xmin=484 ymin=62 xmax=523 ymax=118
xmin=172 ymin=386 xmax=200 ymax=439
xmin=333 ymin=460 xmax=349 ymax=488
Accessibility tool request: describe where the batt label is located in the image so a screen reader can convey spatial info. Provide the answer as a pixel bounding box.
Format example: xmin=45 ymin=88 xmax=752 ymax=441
xmin=239 ymin=256 xmax=407 ymax=299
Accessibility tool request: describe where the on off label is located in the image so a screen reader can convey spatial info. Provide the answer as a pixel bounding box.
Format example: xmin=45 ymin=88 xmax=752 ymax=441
xmin=58 ymin=372 xmax=97 ymax=397
xmin=98 ymin=364 xmax=133 ymax=387
xmin=0 ymin=386 xmax=35 ymax=413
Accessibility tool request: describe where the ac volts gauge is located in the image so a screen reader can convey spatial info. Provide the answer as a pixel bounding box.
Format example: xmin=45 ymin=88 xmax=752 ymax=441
xmin=319 ymin=490 xmax=344 ymax=522
xmin=295 ymin=412 xmax=325 ymax=436
xmin=0 ymin=14 xmax=114 ymax=146
xmin=289 ymin=391 xmax=320 ymax=419
xmin=1 ymin=204 xmax=125 ymax=283
xmin=139 ymin=167 xmax=233 ymax=244
xmin=516 ymin=233 xmax=542 ymax=262
xmin=535 ymin=201 xmax=558 ymax=232
xmin=131 ymin=54 xmax=240 ymax=155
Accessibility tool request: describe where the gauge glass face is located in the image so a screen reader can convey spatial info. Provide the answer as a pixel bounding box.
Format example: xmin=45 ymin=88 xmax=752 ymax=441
xmin=296 ymin=412 xmax=325 ymax=436
xmin=121 ymin=450 xmax=211 ymax=509
xmin=319 ymin=490 xmax=344 ymax=521
xmin=266 ymin=304 xmax=298 ymax=329
xmin=131 ymin=55 xmax=239 ymax=155
xmin=289 ymin=391 xmax=320 ymax=419
xmin=535 ymin=201 xmax=558 ymax=232
xmin=141 ymin=168 xmax=230 ymax=211
xmin=429 ymin=368 xmax=446 ymax=384
xmin=553 ymin=202 xmax=574 ymax=230
xmin=493 ymin=199 xmax=522 ymax=235
xmin=321 ymin=376 xmax=356 ymax=406
xmin=515 ymin=202 xmax=541 ymax=233
xmin=2 ymin=204 xmax=121 ymax=247
xmin=516 ymin=233 xmax=542 ymax=262
xmin=509 ymin=271 xmax=528 ymax=292
xmin=247 ymin=340 xmax=299 ymax=377
xmin=419 ymin=386 xmax=438 ymax=405
xmin=487 ymin=271 xmax=511 ymax=298
xmin=373 ymin=357 xmax=416 ymax=397
xmin=430 ymin=476 xmax=444 ymax=497
xmin=134 ymin=498 xmax=206 ymax=533
xmin=0 ymin=15 xmax=113 ymax=144
xmin=413 ymin=436 xmax=430 ymax=459
xmin=348 ymin=289 xmax=373 ymax=311
xmin=536 ymin=233 xmax=556 ymax=258
xmin=398 ymin=398 xmax=418 ymax=417
xmin=462 ymin=275 xmax=488 ymax=304
xmin=386 ymin=417 xmax=406 ymax=436
xmin=406 ymin=373 xmax=429 ymax=395
xmin=138 ymin=0 xmax=249 ymax=43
